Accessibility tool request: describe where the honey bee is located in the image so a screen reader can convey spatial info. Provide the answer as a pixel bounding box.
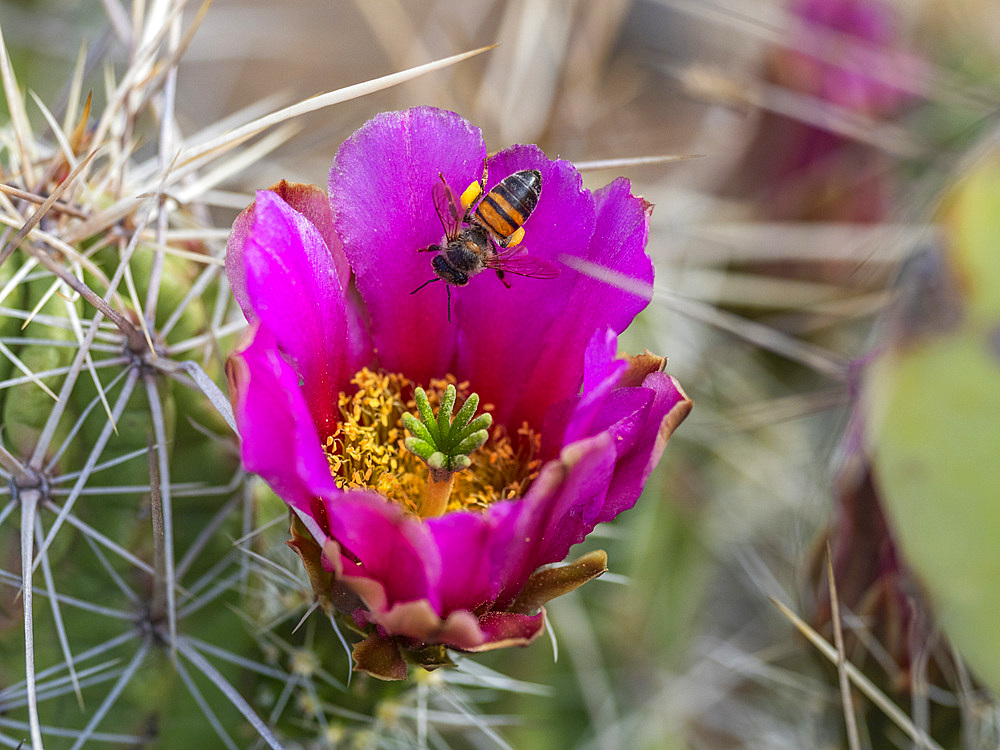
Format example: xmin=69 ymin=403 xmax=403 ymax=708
xmin=412 ymin=165 xmax=559 ymax=321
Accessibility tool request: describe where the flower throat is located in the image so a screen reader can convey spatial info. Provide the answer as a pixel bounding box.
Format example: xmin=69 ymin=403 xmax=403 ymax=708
xmin=323 ymin=368 xmax=540 ymax=516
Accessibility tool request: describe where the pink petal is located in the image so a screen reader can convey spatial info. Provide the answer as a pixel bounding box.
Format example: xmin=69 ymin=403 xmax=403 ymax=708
xmin=227 ymin=181 xmax=350 ymax=322
xmin=598 ymin=372 xmax=692 ymax=524
xmin=328 ymin=107 xmax=486 ymax=383
xmin=227 ymin=325 xmax=339 ymax=525
xmin=454 ymin=145 xmax=596 ymax=428
xmin=490 ymin=433 xmax=619 ymax=610
xmin=514 ymin=178 xmax=654 ymax=430
xmin=320 ymin=492 xmax=443 ymax=612
xmin=466 ymin=610 xmax=546 ymax=651
xmin=242 ymin=190 xmax=353 ymax=437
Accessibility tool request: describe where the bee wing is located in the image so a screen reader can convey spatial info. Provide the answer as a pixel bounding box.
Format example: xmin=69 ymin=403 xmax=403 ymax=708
xmin=485 ymin=249 xmax=561 ymax=279
xmin=432 ymin=174 xmax=462 ymax=239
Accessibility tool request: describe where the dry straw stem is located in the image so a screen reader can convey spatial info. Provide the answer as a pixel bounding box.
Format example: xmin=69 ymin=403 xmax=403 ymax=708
xmin=559 ymin=254 xmax=848 ymax=378
xmin=825 ymin=544 xmax=860 ymax=750
xmin=770 ymin=596 xmax=946 ymax=750
xmin=0 ymin=149 xmax=101 ymax=264
xmin=171 ymin=44 xmax=498 ymax=174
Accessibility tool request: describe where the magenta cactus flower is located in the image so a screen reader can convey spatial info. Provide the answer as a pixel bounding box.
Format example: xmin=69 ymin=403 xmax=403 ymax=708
xmin=226 ymin=107 xmax=691 ymax=679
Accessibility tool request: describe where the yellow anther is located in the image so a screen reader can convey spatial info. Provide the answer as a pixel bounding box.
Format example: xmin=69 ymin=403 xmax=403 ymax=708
xmin=321 ymin=368 xmax=540 ymax=514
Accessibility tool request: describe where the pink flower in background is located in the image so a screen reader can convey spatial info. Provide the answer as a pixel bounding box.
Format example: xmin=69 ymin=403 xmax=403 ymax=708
xmin=780 ymin=0 xmax=917 ymax=115
xmin=226 ymin=107 xmax=691 ymax=679
xmin=727 ymin=0 xmax=923 ymax=222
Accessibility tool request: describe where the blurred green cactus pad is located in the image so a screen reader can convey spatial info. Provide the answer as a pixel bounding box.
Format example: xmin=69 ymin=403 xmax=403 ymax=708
xmin=865 ymin=148 xmax=1000 ymax=692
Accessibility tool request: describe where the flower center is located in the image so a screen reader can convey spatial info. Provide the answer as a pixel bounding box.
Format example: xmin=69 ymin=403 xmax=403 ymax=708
xmin=323 ymin=368 xmax=540 ymax=515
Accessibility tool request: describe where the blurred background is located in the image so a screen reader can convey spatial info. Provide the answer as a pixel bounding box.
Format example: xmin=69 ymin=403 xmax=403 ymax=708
xmin=2 ymin=0 xmax=1000 ymax=747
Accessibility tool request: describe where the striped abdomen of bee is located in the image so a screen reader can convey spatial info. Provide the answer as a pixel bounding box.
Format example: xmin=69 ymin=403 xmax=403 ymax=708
xmin=471 ymin=169 xmax=541 ymax=248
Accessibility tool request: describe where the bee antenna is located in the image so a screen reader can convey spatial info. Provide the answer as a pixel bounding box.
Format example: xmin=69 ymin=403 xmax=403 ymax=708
xmin=411 ymin=278 xmax=439 ymax=295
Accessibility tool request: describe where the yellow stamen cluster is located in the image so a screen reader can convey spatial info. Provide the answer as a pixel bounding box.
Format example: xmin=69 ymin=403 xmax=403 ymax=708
xmin=323 ymin=368 xmax=540 ymax=515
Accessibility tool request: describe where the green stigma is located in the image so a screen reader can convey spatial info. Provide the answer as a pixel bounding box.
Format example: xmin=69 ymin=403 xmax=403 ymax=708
xmin=402 ymin=385 xmax=492 ymax=517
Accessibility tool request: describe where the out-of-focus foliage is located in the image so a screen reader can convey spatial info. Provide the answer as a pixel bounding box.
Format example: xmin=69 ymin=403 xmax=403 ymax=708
xmin=867 ymin=148 xmax=1000 ymax=694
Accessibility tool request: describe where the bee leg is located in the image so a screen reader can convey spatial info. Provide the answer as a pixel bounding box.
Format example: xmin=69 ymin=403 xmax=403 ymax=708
xmin=418 ymin=243 xmax=440 ymax=253
xmin=446 ymin=285 xmax=452 ymax=323
xmin=495 ymin=269 xmax=511 ymax=289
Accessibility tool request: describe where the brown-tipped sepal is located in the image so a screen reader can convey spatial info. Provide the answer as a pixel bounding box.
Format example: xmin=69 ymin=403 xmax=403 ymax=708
xmin=286 ymin=514 xmax=334 ymax=611
xmin=352 ymin=633 xmax=408 ymax=681
xmin=509 ymin=549 xmax=609 ymax=615
xmin=617 ymin=349 xmax=667 ymax=388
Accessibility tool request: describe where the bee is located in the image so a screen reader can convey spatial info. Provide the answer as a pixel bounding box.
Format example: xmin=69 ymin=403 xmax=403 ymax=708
xmin=412 ymin=165 xmax=559 ymax=321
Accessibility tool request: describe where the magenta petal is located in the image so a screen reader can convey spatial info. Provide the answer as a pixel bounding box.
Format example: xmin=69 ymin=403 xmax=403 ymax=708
xmin=598 ymin=371 xmax=691 ymax=524
xmin=321 ymin=492 xmax=442 ymax=612
xmin=426 ymin=500 xmax=525 ymax=614
xmin=454 ymin=146 xmax=596 ymax=427
xmin=227 ymin=181 xmax=351 ymax=322
xmin=467 ymin=610 xmax=545 ymax=651
xmin=544 ymin=328 xmax=629 ymax=456
xmin=515 ymin=178 xmax=654 ymax=429
xmin=242 ymin=190 xmax=351 ymax=437
xmin=329 ymin=107 xmax=486 ymax=382
xmin=427 ymin=512 xmax=496 ymax=614
xmin=227 ymin=325 xmax=338 ymax=521
xmin=490 ymin=434 xmax=619 ymax=609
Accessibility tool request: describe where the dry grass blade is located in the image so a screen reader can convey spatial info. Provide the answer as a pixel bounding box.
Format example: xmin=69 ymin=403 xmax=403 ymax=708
xmin=826 ymin=544 xmax=860 ymax=750
xmin=559 ymin=254 xmax=848 ymax=377
xmin=770 ymin=597 xmax=946 ymax=750
xmin=0 ymin=25 xmax=36 ymax=184
xmin=173 ymin=44 xmax=498 ymax=171
xmin=574 ymin=154 xmax=704 ymax=171
xmin=0 ymin=340 xmax=60 ymax=402
xmin=753 ymin=78 xmax=926 ymax=159
xmin=0 ymin=185 xmax=88 ymax=219
xmin=0 ymin=148 xmax=101 ymax=265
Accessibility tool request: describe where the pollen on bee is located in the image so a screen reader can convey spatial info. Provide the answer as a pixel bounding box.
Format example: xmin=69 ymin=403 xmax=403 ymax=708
xmin=322 ymin=367 xmax=541 ymax=514
xmin=460 ymin=181 xmax=482 ymax=210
